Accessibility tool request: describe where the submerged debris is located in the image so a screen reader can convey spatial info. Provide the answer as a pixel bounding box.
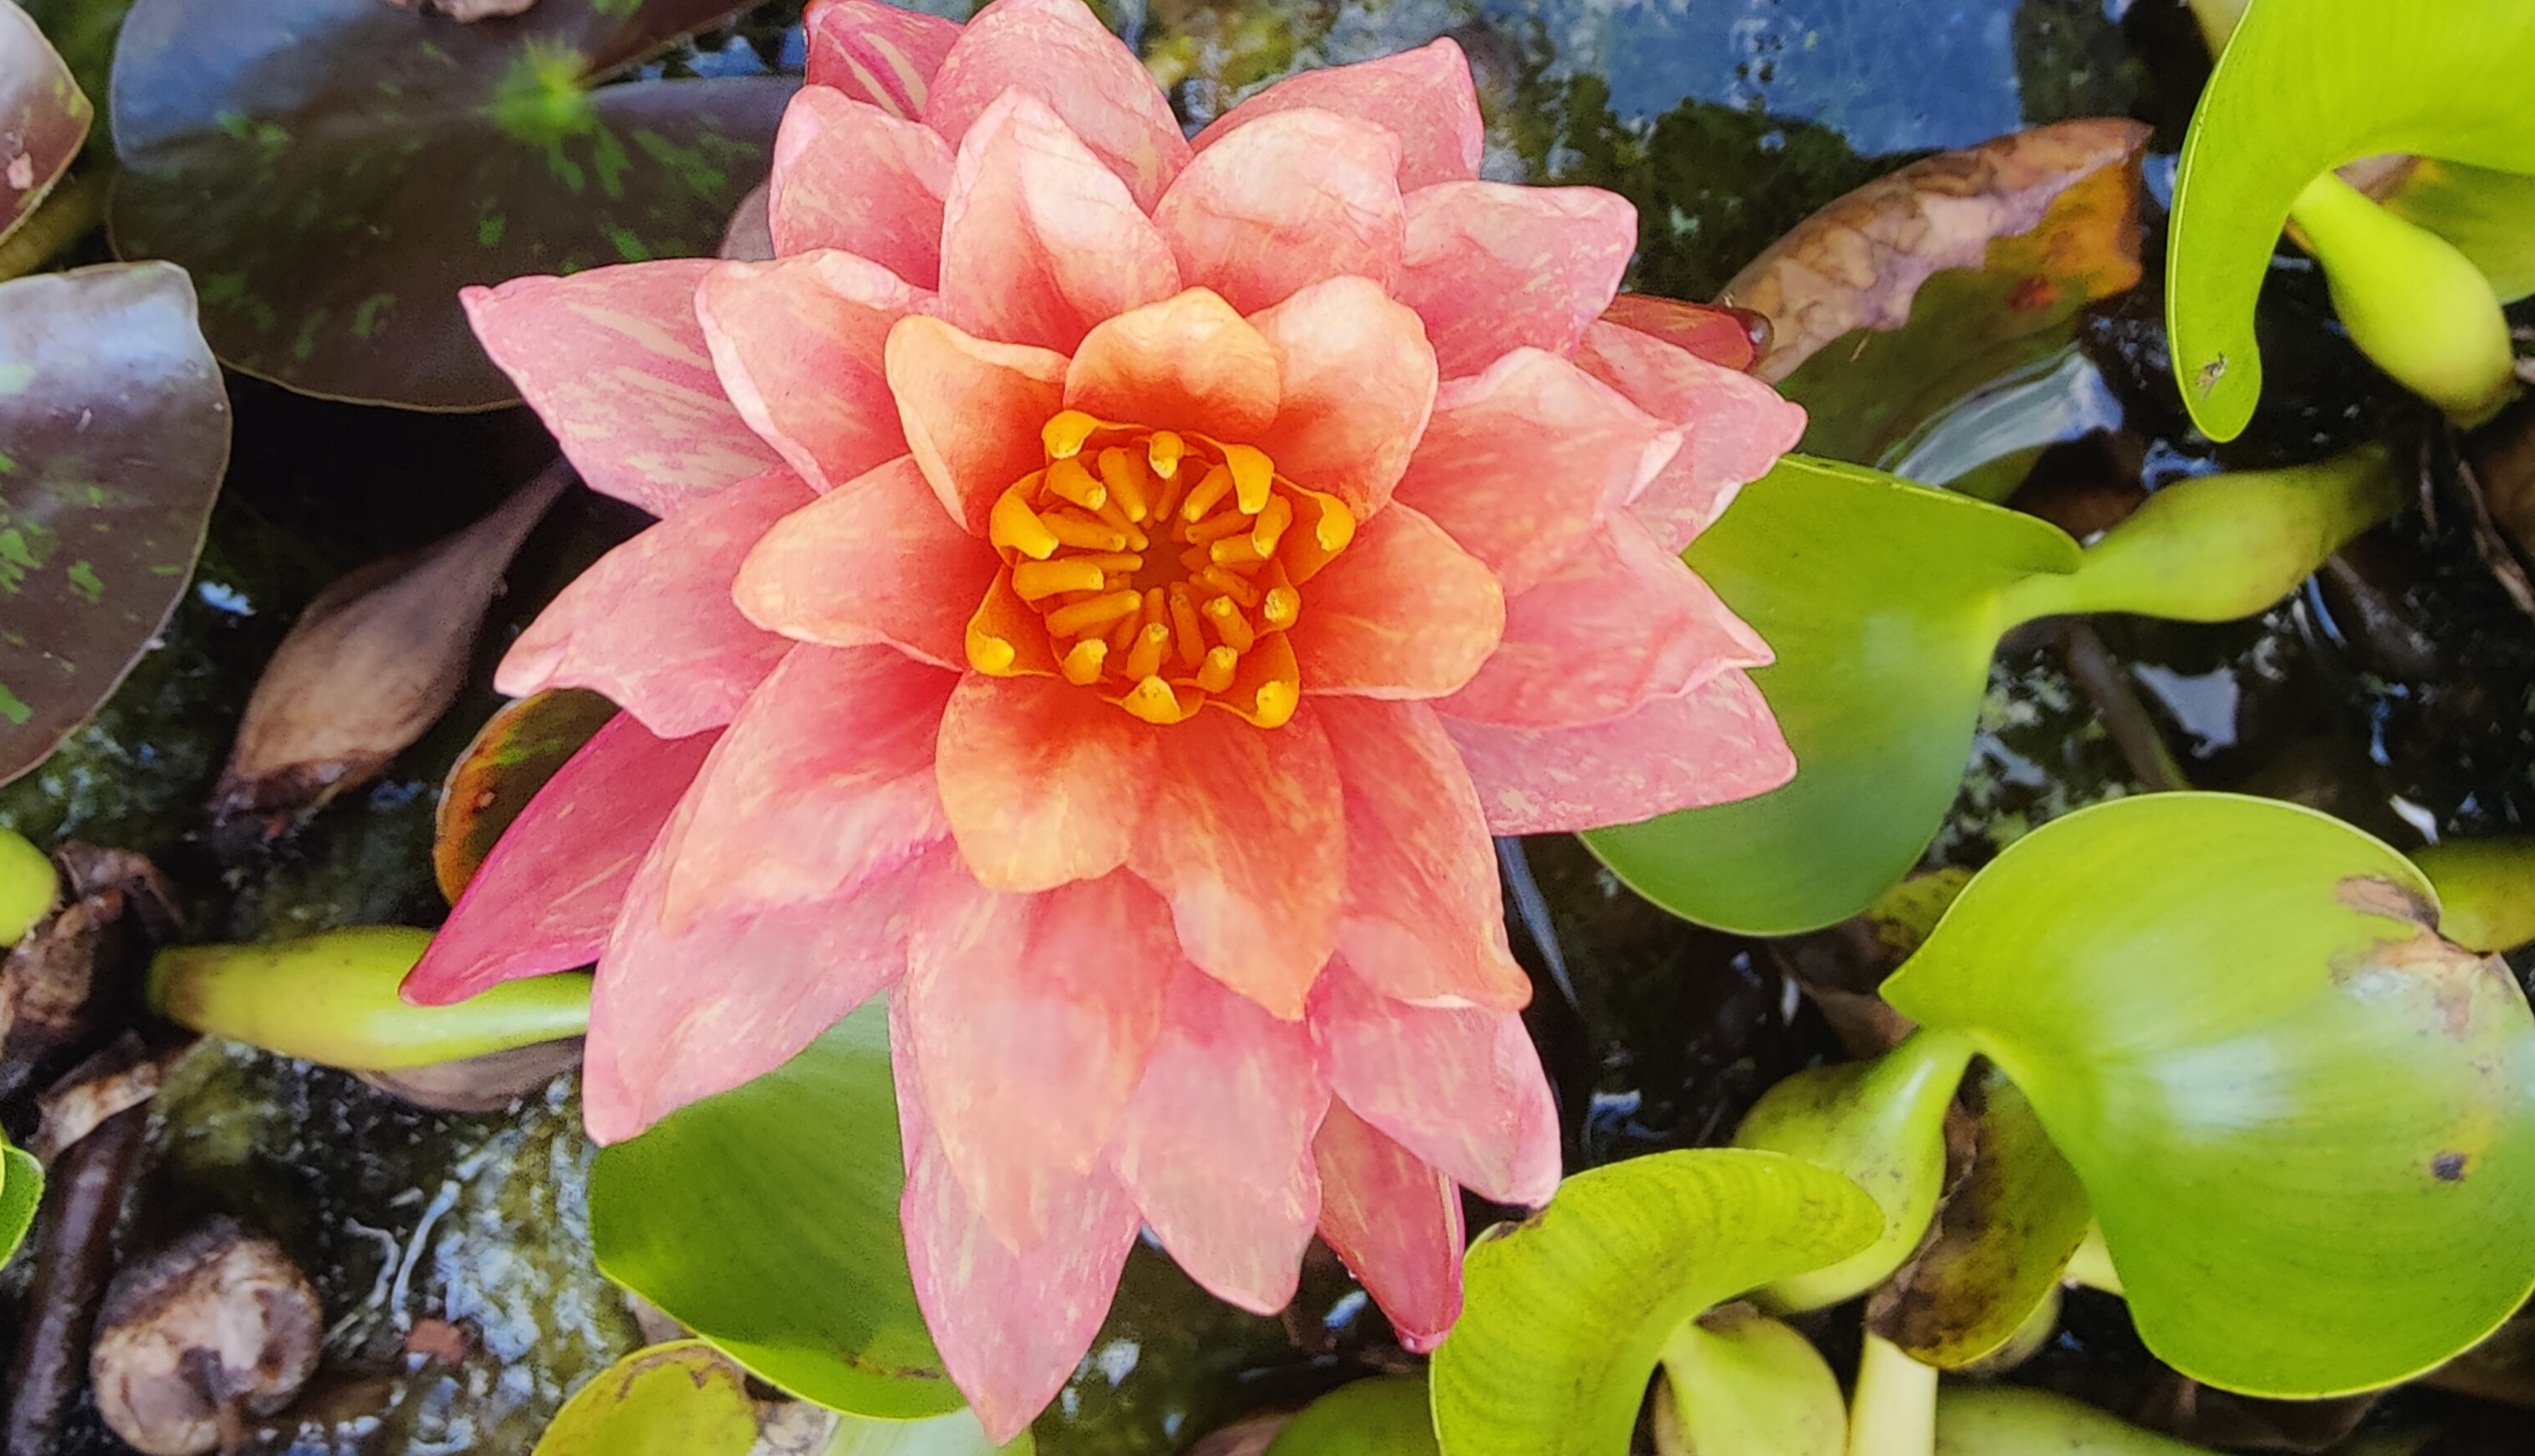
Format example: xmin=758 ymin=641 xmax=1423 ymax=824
xmin=90 ymin=1218 xmax=323 ymax=1456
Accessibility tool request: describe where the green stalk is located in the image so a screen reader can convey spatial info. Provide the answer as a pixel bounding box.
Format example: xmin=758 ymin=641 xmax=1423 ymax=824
xmin=148 ymin=926 xmax=590 ymax=1070
xmin=1933 ymin=1387 xmax=2218 ymax=1454
xmin=2000 ymin=443 xmax=2402 ymax=623
xmin=2292 ymin=172 xmax=2517 ymax=426
xmin=1846 ymin=1334 xmax=1937 ymax=1456
xmin=0 ymin=829 xmax=57 ymax=945
xmin=0 ymin=171 xmax=108 ymax=285
xmin=1657 ymin=1308 xmax=1847 ymax=1456
xmin=2409 ymin=838 xmax=2535 ymax=952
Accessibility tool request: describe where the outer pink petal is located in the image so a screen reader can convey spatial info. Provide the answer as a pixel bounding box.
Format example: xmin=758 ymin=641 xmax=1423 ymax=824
xmin=803 ymin=0 xmax=961 ymax=119
xmin=733 ymin=456 xmax=999 ymax=669
xmin=1314 ymin=698 xmax=1530 ymax=1010
xmin=1439 ymin=668 xmax=1796 ymax=834
xmin=1313 ymin=1099 xmax=1464 ymax=1352
xmin=897 ymin=1065 xmax=1139 ymax=1444
xmin=1065 ymin=289 xmax=1281 ymax=441
xmin=922 ymin=0 xmax=1190 ymax=211
xmin=768 ymin=87 xmax=954 ymax=287
xmin=1130 ymin=705 xmax=1343 ymax=1020
xmin=403 ymin=717 xmax=714 ymax=1006
xmin=697 ymin=252 xmax=922 ymax=496
xmin=656 ymin=644 xmax=955 ymax=931
xmin=1192 ymin=39 xmax=1483 ymax=191
xmin=887 ymin=314 xmax=1071 ymax=535
xmin=902 ymin=860 xmax=1173 ymax=1250
xmin=936 ymin=90 xmax=1182 ymax=355
xmin=1290 ymin=501 xmax=1502 ymax=699
xmin=1312 ymin=963 xmax=1560 ymax=1207
xmin=1105 ymin=968 xmax=1328 ymax=1313
xmin=1395 ymin=181 xmax=1638 ymax=380
xmin=1247 ymin=276 xmax=1439 ymax=517
xmin=1444 ymin=517 xmax=1772 ymax=729
xmin=462 ymin=263 xmax=780 ymax=518
xmin=936 ymin=673 xmax=1160 ymax=893
xmin=1391 ymin=348 xmax=1677 ymax=595
xmin=582 ymin=830 xmax=931 ymax=1144
xmin=1152 ymin=109 xmax=1404 ymax=317
xmin=1573 ymin=318 xmax=1807 ymax=551
xmin=497 ymin=467 xmax=810 ymax=738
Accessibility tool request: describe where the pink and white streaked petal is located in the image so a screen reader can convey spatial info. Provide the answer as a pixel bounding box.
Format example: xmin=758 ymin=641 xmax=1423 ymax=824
xmin=497 ymin=467 xmax=810 ymax=739
xmin=1313 ymin=1099 xmax=1465 ymax=1352
xmin=935 ymin=673 xmax=1161 ymax=893
xmin=733 ymin=456 xmax=999 ymax=670
xmin=901 ymin=862 xmax=1173 ymax=1251
xmin=922 ymin=0 xmax=1190 ymax=211
xmin=1246 ymin=277 xmax=1439 ymax=518
xmin=1313 ymin=698 xmax=1530 ymax=1010
xmin=936 ymin=90 xmax=1183 ymax=356
xmin=1065 ymin=289 xmax=1282 ymax=442
xmin=1573 ymin=318 xmax=1808 ymax=551
xmin=1443 ymin=516 xmax=1772 ymax=729
xmin=1440 ymin=667 xmax=1796 ymax=835
xmin=1153 ymin=109 xmax=1404 ymax=317
xmin=1396 ymin=181 xmax=1638 ymax=380
xmin=802 ymin=0 xmax=960 ymax=119
xmin=1106 ymin=967 xmax=1327 ymax=1313
xmin=697 ymin=252 xmax=924 ymax=496
xmin=1192 ymin=39 xmax=1483 ymax=191
xmin=1391 ymin=348 xmax=1678 ymax=595
xmin=885 ymin=315 xmax=1070 ymax=535
xmin=462 ymin=263 xmax=780 ymax=518
xmin=403 ymin=717 xmax=715 ymax=1007
xmin=767 ymin=87 xmax=955 ymax=287
xmin=656 ymin=645 xmax=955 ymax=931
xmin=1289 ymin=501 xmax=1502 ymax=699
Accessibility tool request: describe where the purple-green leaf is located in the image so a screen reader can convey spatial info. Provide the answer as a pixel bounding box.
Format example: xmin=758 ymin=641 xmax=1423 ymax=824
xmin=0 ymin=0 xmax=92 ymax=247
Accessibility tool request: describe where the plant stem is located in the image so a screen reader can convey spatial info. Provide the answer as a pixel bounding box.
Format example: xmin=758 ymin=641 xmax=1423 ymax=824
xmin=0 ymin=172 xmax=108 ymax=286
xmin=1933 ymin=1386 xmax=2219 ymax=1454
xmin=2292 ymin=172 xmax=2517 ymax=426
xmin=2410 ymin=838 xmax=2535 ymax=952
xmin=1846 ymin=1333 xmax=1937 ymax=1456
xmin=0 ymin=830 xmax=56 ymax=945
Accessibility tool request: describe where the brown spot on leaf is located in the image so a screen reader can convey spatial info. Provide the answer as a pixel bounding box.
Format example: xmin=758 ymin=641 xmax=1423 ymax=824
xmin=2336 ymin=873 xmax=2439 ymax=927
xmin=2433 ymin=1152 xmax=2470 ymax=1183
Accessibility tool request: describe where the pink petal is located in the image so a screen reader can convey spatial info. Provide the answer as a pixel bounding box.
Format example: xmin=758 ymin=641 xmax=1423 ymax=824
xmin=1313 ymin=697 xmax=1530 ymax=1010
xmin=403 ymin=717 xmax=714 ymax=1006
xmin=1065 ymin=288 xmax=1281 ymax=441
xmin=582 ymin=829 xmax=931 ymax=1144
xmin=462 ymin=263 xmax=781 ymax=518
xmin=656 ymin=644 xmax=955 ymax=932
xmin=1444 ymin=516 xmax=1772 ymax=728
xmin=901 ymin=860 xmax=1173 ymax=1250
xmin=1395 ymin=181 xmax=1638 ymax=380
xmin=1573 ymin=318 xmax=1807 ymax=552
xmin=1313 ymin=1098 xmax=1465 ymax=1352
xmin=497 ymin=467 xmax=810 ymax=738
xmin=696 ymin=252 xmax=922 ymax=496
xmin=1391 ymin=348 xmax=1677 ymax=595
xmin=897 ymin=1066 xmax=1139 ymax=1444
xmin=1312 ymin=963 xmax=1561 ymax=1207
xmin=936 ymin=90 xmax=1182 ymax=355
xmin=1439 ymin=668 xmax=1795 ymax=834
xmin=1130 ymin=705 xmax=1343 ymax=1020
xmin=886 ymin=314 xmax=1071 ymax=535
xmin=1600 ymin=294 xmax=1760 ymax=371
xmin=1247 ymin=276 xmax=1439 ymax=517
xmin=768 ymin=86 xmax=955 ymax=288
xmin=922 ymin=0 xmax=1190 ymax=211
xmin=1153 ymin=109 xmax=1404 ymax=316
xmin=733 ymin=456 xmax=999 ymax=670
xmin=803 ymin=0 xmax=961 ymax=119
xmin=1106 ymin=967 xmax=1328 ymax=1313
xmin=1191 ymin=39 xmax=1483 ymax=191
xmin=1290 ymin=501 xmax=1502 ymax=699
xmin=936 ymin=673 xmax=1161 ymax=893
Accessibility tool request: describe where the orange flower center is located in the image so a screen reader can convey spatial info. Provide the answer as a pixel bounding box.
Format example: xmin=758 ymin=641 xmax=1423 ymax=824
xmin=965 ymin=409 xmax=1355 ymax=728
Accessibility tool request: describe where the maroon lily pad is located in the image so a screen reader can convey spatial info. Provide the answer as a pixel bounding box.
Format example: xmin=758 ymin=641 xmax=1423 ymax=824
xmin=0 ymin=0 xmax=90 ymax=244
xmin=107 ymin=0 xmax=791 ymax=410
xmin=0 ymin=262 xmax=230 ymax=787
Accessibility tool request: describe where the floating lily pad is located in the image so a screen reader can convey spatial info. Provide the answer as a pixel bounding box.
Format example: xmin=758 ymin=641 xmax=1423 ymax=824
xmin=0 ymin=262 xmax=230 ymax=788
xmin=1884 ymin=793 xmax=2535 ymax=1397
xmin=109 ymin=0 xmax=791 ymax=409
xmin=532 ymin=1341 xmax=759 ymax=1456
xmin=436 ymin=689 xmax=618 ymax=902
xmin=589 ymin=995 xmax=960 ymax=1420
xmin=0 ymin=2 xmax=90 ymax=244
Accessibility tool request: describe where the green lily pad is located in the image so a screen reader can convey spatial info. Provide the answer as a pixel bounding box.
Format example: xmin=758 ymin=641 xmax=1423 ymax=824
xmin=2166 ymin=0 xmax=2535 ymax=440
xmin=0 ymin=262 xmax=230 ymax=788
xmin=0 ymin=1 xmax=91 ymax=244
xmin=108 ymin=0 xmax=790 ymax=409
xmin=2411 ymin=837 xmax=2535 ymax=954
xmin=589 ymin=995 xmax=960 ymax=1420
xmin=0 ymin=1140 xmax=41 ymax=1267
xmin=1262 ymin=1377 xmax=1438 ymax=1456
xmin=1884 ymin=793 xmax=2535 ymax=1397
xmin=533 ymin=1341 xmax=760 ymax=1456
xmin=1429 ymin=1149 xmax=1880 ymax=1456
xmin=434 ymin=689 xmax=617 ymax=902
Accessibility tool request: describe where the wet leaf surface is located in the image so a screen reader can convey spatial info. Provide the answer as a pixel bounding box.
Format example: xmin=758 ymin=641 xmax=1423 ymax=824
xmin=529 ymin=1340 xmax=759 ymax=1456
xmin=433 ymin=688 xmax=617 ymax=902
xmin=0 ymin=2 xmax=90 ymax=244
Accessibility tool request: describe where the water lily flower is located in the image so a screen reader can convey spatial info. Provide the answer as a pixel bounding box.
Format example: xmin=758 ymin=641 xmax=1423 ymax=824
xmin=404 ymin=0 xmax=1802 ymax=1434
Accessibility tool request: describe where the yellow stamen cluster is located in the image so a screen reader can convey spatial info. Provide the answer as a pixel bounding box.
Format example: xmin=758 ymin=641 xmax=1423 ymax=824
xmin=966 ymin=409 xmax=1355 ymax=728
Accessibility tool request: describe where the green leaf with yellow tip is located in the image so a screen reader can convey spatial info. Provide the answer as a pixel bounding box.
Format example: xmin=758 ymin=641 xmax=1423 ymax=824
xmin=1430 ymin=1149 xmax=1881 ymax=1456
xmin=532 ymin=1341 xmax=759 ymax=1456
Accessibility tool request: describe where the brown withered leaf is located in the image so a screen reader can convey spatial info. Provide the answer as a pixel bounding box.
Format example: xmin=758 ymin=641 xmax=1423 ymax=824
xmin=31 ymin=1033 xmax=165 ymax=1162
xmin=213 ymin=463 xmax=571 ymax=829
